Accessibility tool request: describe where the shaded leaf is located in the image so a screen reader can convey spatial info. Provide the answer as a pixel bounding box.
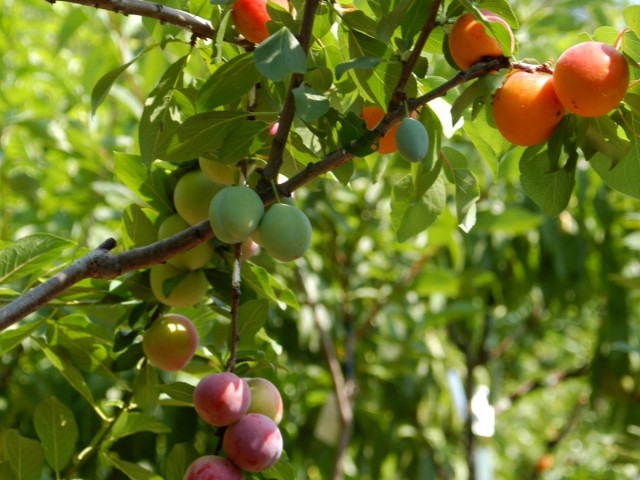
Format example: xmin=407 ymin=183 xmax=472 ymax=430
xmin=254 ymin=28 xmax=307 ymax=82
xmin=197 ymin=53 xmax=260 ymax=111
xmin=520 ymin=149 xmax=576 ymax=216
xmin=165 ymin=443 xmax=198 ymax=480
xmin=238 ymin=299 xmax=270 ymax=347
xmin=0 ymin=319 xmax=45 ymax=355
xmin=106 ymin=453 xmax=163 ymax=480
xmin=3 ymin=430 xmax=44 ymax=480
xmin=111 ymin=412 xmax=170 ymax=441
xmin=33 ymin=397 xmax=78 ymax=474
xmin=158 ymin=382 xmax=195 ymax=406
xmin=0 ymin=234 xmax=74 ymax=285
xmin=454 ymin=169 xmax=480 ymax=232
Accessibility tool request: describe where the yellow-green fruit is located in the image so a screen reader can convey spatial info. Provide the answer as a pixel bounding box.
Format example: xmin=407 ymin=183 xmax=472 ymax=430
xmin=158 ymin=214 xmax=214 ymax=270
xmin=174 ymin=170 xmax=224 ymax=225
xmin=199 ymin=158 xmax=236 ymax=185
xmin=142 ymin=314 xmax=199 ymax=371
xmin=209 ymin=186 xmax=264 ymax=244
xmin=150 ymin=264 xmax=208 ymax=307
xmin=258 ymin=203 xmax=311 ymax=262
xmin=396 ymin=117 xmax=429 ymax=162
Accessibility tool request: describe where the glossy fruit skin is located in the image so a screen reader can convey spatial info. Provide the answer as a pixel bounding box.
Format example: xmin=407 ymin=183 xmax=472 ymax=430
xmin=209 ymin=186 xmax=265 ymax=244
xmin=183 ymin=455 xmax=244 ymax=480
xmin=158 ymin=214 xmax=213 ymax=270
xmin=257 ymin=203 xmax=311 ymax=262
xmin=222 ymin=413 xmax=283 ymax=473
xmin=246 ymin=378 xmax=284 ymax=424
xmin=553 ymin=41 xmax=629 ymax=117
xmin=174 ymin=170 xmax=224 ymax=225
xmin=231 ymin=0 xmax=288 ymax=44
xmin=193 ymin=372 xmax=251 ymax=427
xmin=199 ymin=158 xmax=236 ymax=185
xmin=149 ymin=264 xmax=208 ymax=308
xmin=448 ymin=10 xmax=514 ymax=70
xmin=492 ymin=71 xmax=565 ymax=146
xmin=361 ymin=105 xmax=399 ymax=154
xmin=142 ymin=314 xmax=198 ymax=371
xmin=395 ymin=117 xmax=429 ymax=162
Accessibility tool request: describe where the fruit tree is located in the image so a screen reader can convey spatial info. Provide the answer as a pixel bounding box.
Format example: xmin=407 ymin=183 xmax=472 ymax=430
xmin=0 ymin=0 xmax=639 ymax=479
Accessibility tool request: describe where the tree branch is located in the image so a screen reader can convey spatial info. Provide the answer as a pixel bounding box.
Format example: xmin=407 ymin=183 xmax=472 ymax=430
xmin=47 ymin=0 xmax=216 ymax=40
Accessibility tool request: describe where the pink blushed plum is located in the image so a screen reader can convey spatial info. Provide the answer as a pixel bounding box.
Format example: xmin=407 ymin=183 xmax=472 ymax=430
xmin=222 ymin=413 xmax=283 ymax=472
xmin=268 ymin=122 xmax=279 ymax=137
xmin=183 ymin=455 xmax=244 ymax=480
xmin=246 ymin=378 xmax=284 ymax=424
xmin=193 ymin=372 xmax=251 ymax=427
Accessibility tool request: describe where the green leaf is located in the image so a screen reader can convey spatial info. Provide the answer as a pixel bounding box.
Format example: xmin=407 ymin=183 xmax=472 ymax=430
xmin=334 ymin=56 xmax=381 ymax=80
xmin=139 ymin=55 xmax=189 ymax=166
xmin=3 ymin=430 xmax=44 ymax=480
xmin=261 ymin=450 xmax=295 ymax=479
xmin=217 ymin=121 xmax=270 ymax=165
xmin=590 ymin=145 xmax=640 ymax=199
xmin=475 ymin=207 xmax=544 ymax=234
xmin=238 ymin=299 xmax=270 ymax=347
xmin=106 ymin=453 xmax=163 ymax=480
xmin=454 ymin=169 xmax=480 ymax=233
xmin=197 ymin=53 xmax=261 ymax=111
xmin=133 ymin=361 xmax=159 ymax=411
xmin=0 ymin=234 xmax=74 ymax=285
xmin=391 ymin=174 xmax=446 ymax=242
xmin=520 ymin=149 xmax=576 ymax=217
xmin=111 ymin=412 xmax=170 ymax=441
xmin=158 ymin=382 xmax=195 ymax=406
xmin=292 ymin=85 xmax=330 ymax=122
xmin=33 ymin=397 xmax=78 ymax=474
xmin=624 ymin=5 xmax=640 ymax=38
xmin=114 ymin=153 xmax=172 ymax=212
xmin=156 ymin=111 xmax=247 ymax=163
xmin=254 ymin=27 xmax=307 ymax=82
xmin=0 ymin=319 xmax=45 ymax=355
xmin=165 ymin=443 xmax=198 ymax=480
xmin=91 ymin=44 xmax=157 ymax=115
xmin=122 ymin=205 xmax=158 ymax=248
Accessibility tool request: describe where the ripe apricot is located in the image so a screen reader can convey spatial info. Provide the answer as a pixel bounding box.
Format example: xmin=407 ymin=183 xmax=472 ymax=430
xmin=232 ymin=0 xmax=289 ymax=44
xmin=361 ymin=105 xmax=399 ymax=154
xmin=492 ymin=71 xmax=565 ymax=146
xmin=553 ymin=41 xmax=629 ymax=117
xmin=448 ymin=10 xmax=514 ymax=70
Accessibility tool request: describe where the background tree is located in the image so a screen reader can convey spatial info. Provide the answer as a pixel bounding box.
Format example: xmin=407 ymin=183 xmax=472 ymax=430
xmin=0 ymin=0 xmax=639 ymax=479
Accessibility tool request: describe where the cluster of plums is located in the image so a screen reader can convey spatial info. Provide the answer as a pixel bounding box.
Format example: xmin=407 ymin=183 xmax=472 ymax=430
xmin=140 ymin=314 xmax=284 ymax=479
xmin=185 ymin=373 xmax=284 ymax=479
xmin=448 ymin=10 xmax=630 ymax=146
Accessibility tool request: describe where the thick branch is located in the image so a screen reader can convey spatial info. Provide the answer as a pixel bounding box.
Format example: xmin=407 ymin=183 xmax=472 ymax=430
xmin=48 ymin=0 xmax=216 ymax=39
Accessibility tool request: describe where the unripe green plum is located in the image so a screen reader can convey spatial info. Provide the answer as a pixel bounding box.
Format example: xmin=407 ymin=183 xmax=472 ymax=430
xmin=183 ymin=455 xmax=244 ymax=480
xmin=246 ymin=378 xmax=284 ymax=424
xmin=158 ymin=214 xmax=213 ymax=270
xmin=193 ymin=372 xmax=251 ymax=427
xmin=209 ymin=186 xmax=264 ymax=244
xmin=222 ymin=413 xmax=283 ymax=472
xmin=174 ymin=170 xmax=224 ymax=225
xmin=396 ymin=117 xmax=429 ymax=162
xmin=149 ymin=264 xmax=208 ymax=308
xmin=198 ymin=158 xmax=236 ymax=185
xmin=257 ymin=203 xmax=311 ymax=262
xmin=142 ymin=314 xmax=199 ymax=371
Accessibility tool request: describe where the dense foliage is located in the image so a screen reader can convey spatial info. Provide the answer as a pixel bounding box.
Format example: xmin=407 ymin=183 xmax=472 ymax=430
xmin=1 ymin=0 xmax=639 ymax=479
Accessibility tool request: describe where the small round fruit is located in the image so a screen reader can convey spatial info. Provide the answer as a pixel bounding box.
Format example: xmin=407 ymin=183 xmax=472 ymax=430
xmin=448 ymin=10 xmax=514 ymax=70
xmin=257 ymin=203 xmax=311 ymax=262
xmin=199 ymin=158 xmax=236 ymax=185
xmin=149 ymin=264 xmax=208 ymax=308
xmin=142 ymin=314 xmax=198 ymax=371
xmin=231 ymin=0 xmax=289 ymax=44
xmin=222 ymin=413 xmax=283 ymax=473
xmin=492 ymin=71 xmax=565 ymax=146
xmin=246 ymin=378 xmax=284 ymax=424
xmin=268 ymin=122 xmax=279 ymax=137
xmin=209 ymin=186 xmax=265 ymax=244
xmin=183 ymin=455 xmax=244 ymax=480
xmin=360 ymin=105 xmax=399 ymax=154
xmin=193 ymin=372 xmax=251 ymax=427
xmin=158 ymin=214 xmax=213 ymax=270
xmin=395 ymin=117 xmax=429 ymax=162
xmin=174 ymin=170 xmax=224 ymax=225
xmin=553 ymin=41 xmax=629 ymax=117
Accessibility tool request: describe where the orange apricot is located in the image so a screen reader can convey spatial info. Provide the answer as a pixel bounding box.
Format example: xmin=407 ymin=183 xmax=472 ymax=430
xmin=360 ymin=105 xmax=399 ymax=154
xmin=492 ymin=71 xmax=565 ymax=146
xmin=231 ymin=0 xmax=289 ymax=44
xmin=553 ymin=41 xmax=629 ymax=117
xmin=448 ymin=10 xmax=514 ymax=70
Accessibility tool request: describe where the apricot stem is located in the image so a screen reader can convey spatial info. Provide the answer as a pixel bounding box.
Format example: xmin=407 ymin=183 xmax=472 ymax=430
xmin=614 ymin=27 xmax=630 ymax=51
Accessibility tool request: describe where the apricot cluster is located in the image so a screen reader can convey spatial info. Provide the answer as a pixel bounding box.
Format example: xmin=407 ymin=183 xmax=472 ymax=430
xmin=184 ymin=373 xmax=285 ymax=478
xmin=447 ymin=10 xmax=630 ymax=146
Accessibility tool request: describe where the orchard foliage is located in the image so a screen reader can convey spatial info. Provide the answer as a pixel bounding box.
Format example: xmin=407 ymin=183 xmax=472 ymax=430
xmin=1 ymin=0 xmax=640 ymax=479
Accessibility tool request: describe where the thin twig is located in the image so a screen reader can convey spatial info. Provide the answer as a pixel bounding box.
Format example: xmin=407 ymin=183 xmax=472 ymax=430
xmin=47 ymin=0 xmax=216 ymax=39
xmin=225 ymin=243 xmax=243 ymax=372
